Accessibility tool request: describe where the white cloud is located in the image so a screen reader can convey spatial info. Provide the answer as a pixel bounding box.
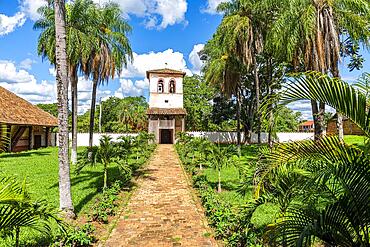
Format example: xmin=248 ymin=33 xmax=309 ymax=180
xmin=20 ymin=0 xmax=47 ymax=21
xmin=0 ymin=60 xmax=55 ymax=104
xmin=19 ymin=58 xmax=36 ymax=70
xmin=95 ymin=0 xmax=188 ymax=29
xmin=114 ymin=78 xmax=149 ymax=98
xmin=0 ymin=60 xmax=35 ymax=84
xmin=121 ymin=49 xmax=191 ymax=78
xmin=202 ymin=0 xmax=230 ymax=14
xmin=0 ymin=12 xmax=26 ymax=35
xmin=189 ymin=44 xmax=205 ymax=75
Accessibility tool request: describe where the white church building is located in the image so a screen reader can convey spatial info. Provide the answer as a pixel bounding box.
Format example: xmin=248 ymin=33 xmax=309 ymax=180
xmin=146 ymin=68 xmax=187 ymax=144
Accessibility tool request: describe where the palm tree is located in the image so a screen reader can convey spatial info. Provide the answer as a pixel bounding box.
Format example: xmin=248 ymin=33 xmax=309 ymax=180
xmin=208 ymin=144 xmax=236 ymax=193
xmin=53 ymin=0 xmax=74 ymax=218
xmin=258 ymin=72 xmax=370 ymax=245
xmin=268 ymin=0 xmax=370 ymax=140
xmin=35 ymin=0 xmax=99 ymax=165
xmin=84 ymin=3 xmax=133 ymax=153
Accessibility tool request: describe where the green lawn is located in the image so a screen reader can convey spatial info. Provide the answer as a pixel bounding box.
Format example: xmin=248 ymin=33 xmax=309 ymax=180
xmin=0 ymin=147 xmax=120 ymax=214
xmin=0 ymin=147 xmax=123 ymax=246
xmin=344 ymin=135 xmax=367 ymax=146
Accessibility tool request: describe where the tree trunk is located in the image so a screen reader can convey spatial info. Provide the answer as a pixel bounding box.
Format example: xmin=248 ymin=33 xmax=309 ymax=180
xmin=88 ymin=77 xmax=98 ymax=156
xmin=267 ymin=57 xmax=273 ymax=148
xmin=104 ymin=163 xmax=107 ymax=189
xmin=70 ymin=65 xmax=78 ymax=165
xmin=332 ymin=69 xmax=344 ymax=141
xmin=54 ymin=0 xmax=74 ymax=218
xmin=217 ymin=170 xmax=222 ymax=193
xmin=253 ymin=56 xmax=261 ymax=144
xmin=236 ymin=89 xmax=241 ymax=155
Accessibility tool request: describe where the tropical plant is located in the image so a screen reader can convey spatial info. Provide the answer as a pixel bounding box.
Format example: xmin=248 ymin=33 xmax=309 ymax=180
xmin=209 ymin=144 xmax=237 ymax=193
xmin=85 ymin=2 xmax=133 ymax=153
xmin=0 ymin=177 xmax=64 ymax=247
xmin=267 ymin=0 xmax=370 ymax=139
xmin=35 ymin=0 xmax=99 ymax=165
xmin=77 ymin=135 xmax=130 ymax=189
xmin=256 ymin=72 xmax=370 ymax=246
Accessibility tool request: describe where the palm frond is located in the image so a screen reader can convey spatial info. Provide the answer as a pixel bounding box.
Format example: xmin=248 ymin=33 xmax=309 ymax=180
xmin=282 ymin=72 xmax=370 ymax=136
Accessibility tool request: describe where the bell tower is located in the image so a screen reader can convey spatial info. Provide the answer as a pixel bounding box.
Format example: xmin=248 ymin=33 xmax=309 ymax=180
xmin=146 ymin=69 xmax=187 ymax=144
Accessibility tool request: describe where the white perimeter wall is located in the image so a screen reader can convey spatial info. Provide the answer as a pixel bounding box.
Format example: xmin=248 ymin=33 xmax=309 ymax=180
xmin=56 ymin=132 xmax=314 ymax=147
xmin=187 ymin=132 xmax=314 ymax=144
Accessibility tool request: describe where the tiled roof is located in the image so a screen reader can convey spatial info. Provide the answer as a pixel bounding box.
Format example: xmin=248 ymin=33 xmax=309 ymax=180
xmin=147 ymin=108 xmax=187 ymax=115
xmin=146 ymin=68 xmax=186 ymax=79
xmin=299 ymin=120 xmax=314 ymax=126
xmin=0 ymin=86 xmax=58 ymax=127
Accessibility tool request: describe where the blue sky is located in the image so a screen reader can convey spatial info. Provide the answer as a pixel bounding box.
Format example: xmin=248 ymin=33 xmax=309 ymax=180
xmin=0 ymin=0 xmax=369 ymax=118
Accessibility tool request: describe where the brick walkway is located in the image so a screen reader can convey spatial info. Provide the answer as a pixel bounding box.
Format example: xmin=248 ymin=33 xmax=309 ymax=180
xmin=105 ymin=145 xmax=217 ymax=247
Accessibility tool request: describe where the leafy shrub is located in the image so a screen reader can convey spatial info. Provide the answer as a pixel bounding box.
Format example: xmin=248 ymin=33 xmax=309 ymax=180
xmin=89 ymin=181 xmax=124 ymax=223
xmin=53 ymin=223 xmax=96 ymax=247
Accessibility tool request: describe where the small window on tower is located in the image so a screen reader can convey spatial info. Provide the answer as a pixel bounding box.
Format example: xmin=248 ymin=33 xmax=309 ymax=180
xmin=169 ymin=79 xmax=176 ymax=93
xmin=158 ymin=80 xmax=164 ymax=93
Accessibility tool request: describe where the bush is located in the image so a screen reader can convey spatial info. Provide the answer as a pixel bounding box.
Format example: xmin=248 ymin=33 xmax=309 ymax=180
xmin=89 ymin=181 xmax=124 ymax=223
xmin=53 ymin=223 xmax=96 ymax=247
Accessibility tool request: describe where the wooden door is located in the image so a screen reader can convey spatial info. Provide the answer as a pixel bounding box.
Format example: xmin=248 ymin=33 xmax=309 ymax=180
xmin=34 ymin=135 xmax=42 ymax=149
xmin=160 ymin=129 xmax=173 ymax=144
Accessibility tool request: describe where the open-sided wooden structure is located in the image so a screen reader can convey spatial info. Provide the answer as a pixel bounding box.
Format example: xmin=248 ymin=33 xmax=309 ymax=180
xmin=0 ymin=86 xmax=58 ymax=152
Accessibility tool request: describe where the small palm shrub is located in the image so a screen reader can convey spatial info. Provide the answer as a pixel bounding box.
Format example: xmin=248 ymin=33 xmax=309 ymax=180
xmin=0 ymin=176 xmax=64 ymax=247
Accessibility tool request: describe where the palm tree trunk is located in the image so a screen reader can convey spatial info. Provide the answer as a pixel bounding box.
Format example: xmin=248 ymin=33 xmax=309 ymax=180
xmin=88 ymin=77 xmax=98 ymax=156
xmin=253 ymin=55 xmax=261 ymax=144
xmin=104 ymin=163 xmax=107 ymax=189
xmin=332 ymin=69 xmax=344 ymax=141
xmin=267 ymin=57 xmax=273 ymax=148
xmin=236 ymin=88 xmax=241 ymax=155
xmin=54 ymin=0 xmax=74 ymax=218
xmin=217 ymin=170 xmax=222 ymax=193
xmin=70 ymin=65 xmax=78 ymax=165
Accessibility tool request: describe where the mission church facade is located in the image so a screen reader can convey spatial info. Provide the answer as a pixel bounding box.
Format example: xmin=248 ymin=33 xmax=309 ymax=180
xmin=147 ymin=69 xmax=187 ymax=144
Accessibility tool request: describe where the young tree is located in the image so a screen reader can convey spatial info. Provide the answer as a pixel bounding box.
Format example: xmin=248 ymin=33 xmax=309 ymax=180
xmin=208 ymin=144 xmax=236 ymax=193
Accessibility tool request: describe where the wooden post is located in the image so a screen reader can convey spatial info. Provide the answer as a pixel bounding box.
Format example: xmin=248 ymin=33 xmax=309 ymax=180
xmin=7 ymin=125 xmax=11 ymax=152
xmin=28 ymin=126 xmax=32 ymax=150
xmin=45 ymin=127 xmax=50 ymax=147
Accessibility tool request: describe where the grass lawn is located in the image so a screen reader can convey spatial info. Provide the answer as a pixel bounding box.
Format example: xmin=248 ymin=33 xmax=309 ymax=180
xmin=0 ymin=147 xmax=123 ymax=246
xmin=0 ymin=147 xmax=120 ymax=214
xmin=344 ymin=135 xmax=367 ymax=146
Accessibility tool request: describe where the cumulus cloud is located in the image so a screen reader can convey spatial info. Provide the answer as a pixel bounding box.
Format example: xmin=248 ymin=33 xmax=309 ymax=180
xmin=0 ymin=60 xmax=35 ymax=84
xmin=202 ymin=0 xmax=230 ymax=14
xmin=94 ymin=0 xmax=188 ymax=29
xmin=189 ymin=44 xmax=205 ymax=75
xmin=114 ymin=79 xmax=149 ymax=98
xmin=0 ymin=12 xmax=26 ymax=35
xmin=20 ymin=0 xmax=47 ymax=21
xmin=121 ymin=49 xmax=191 ymax=78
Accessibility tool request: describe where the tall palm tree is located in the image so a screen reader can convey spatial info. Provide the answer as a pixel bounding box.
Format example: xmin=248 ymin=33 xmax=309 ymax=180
xmin=268 ymin=0 xmax=370 ymax=140
xmin=35 ymin=0 xmax=99 ymax=164
xmin=84 ymin=3 xmax=133 ymax=152
xmin=53 ymin=0 xmax=74 ymax=218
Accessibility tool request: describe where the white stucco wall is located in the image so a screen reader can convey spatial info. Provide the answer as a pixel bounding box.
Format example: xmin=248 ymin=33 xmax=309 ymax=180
xmin=59 ymin=132 xmax=314 ymax=147
xmin=148 ymin=74 xmax=184 ymax=108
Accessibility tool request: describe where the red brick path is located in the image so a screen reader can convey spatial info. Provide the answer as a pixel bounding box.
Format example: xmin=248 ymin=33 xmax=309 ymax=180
xmin=105 ymin=145 xmax=217 ymax=247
